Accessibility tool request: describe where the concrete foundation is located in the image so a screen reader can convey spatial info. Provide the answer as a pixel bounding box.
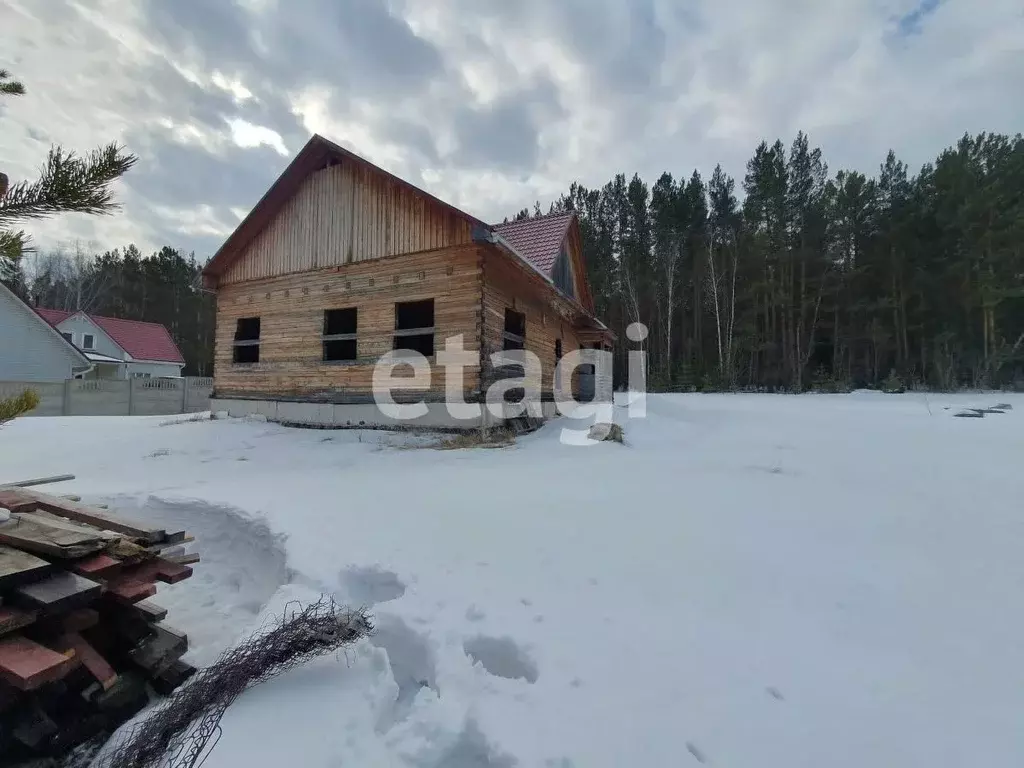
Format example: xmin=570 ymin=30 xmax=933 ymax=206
xmin=211 ymin=395 xmax=591 ymax=431
xmin=212 ymin=398 xmax=487 ymax=430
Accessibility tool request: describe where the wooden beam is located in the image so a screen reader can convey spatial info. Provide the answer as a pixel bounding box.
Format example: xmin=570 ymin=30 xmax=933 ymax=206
xmin=16 ymin=572 xmax=103 ymax=614
xmin=129 ymin=623 xmax=188 ymax=675
xmin=107 ymin=579 xmax=157 ymax=604
xmin=21 ymin=511 xmax=119 ymax=541
xmin=167 ymin=553 xmax=201 ymax=566
xmin=0 ymin=636 xmax=76 ymax=690
xmin=57 ymin=632 xmax=118 ymax=690
xmin=0 ymin=606 xmax=37 ymax=636
xmin=0 ymin=489 xmax=36 ymax=513
xmin=0 ymin=513 xmax=108 ymax=559
xmin=133 ymin=600 xmax=168 ymax=622
xmin=123 ymin=557 xmax=193 ymax=586
xmin=5 ymin=489 xmax=165 ymax=543
xmin=71 ymin=553 xmax=123 ymax=580
xmin=0 ymin=544 xmax=52 ymax=589
xmin=151 ymin=658 xmax=197 ymax=696
xmin=0 ymin=474 xmax=76 ymax=489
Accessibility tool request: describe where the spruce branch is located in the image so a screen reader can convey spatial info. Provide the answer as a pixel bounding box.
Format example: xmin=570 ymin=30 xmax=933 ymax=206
xmin=0 ymin=142 xmax=138 ymax=223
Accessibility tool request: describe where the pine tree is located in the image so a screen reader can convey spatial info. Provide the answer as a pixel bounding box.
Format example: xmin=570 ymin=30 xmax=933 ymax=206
xmin=0 ymin=72 xmax=137 ymax=276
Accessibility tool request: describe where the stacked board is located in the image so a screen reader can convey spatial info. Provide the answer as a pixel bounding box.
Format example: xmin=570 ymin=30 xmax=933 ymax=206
xmin=0 ymin=488 xmax=200 ymax=763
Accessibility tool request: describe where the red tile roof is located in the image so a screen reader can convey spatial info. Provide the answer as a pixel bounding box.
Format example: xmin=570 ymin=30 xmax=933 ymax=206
xmin=491 ymin=212 xmax=575 ymax=277
xmin=34 ymin=309 xmax=185 ymax=364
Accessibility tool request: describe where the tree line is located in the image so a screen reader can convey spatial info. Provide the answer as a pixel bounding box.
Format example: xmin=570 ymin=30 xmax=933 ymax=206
xmin=6 ymin=102 xmax=1022 ymax=391
xmin=10 ymin=244 xmax=215 ymax=376
xmin=524 ymin=131 xmax=1024 ymax=392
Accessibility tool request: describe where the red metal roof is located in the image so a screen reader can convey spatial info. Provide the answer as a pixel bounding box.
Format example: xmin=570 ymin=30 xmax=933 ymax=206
xmin=34 ymin=308 xmax=74 ymax=326
xmin=34 ymin=309 xmax=185 ymax=364
xmin=491 ymin=212 xmax=574 ymax=276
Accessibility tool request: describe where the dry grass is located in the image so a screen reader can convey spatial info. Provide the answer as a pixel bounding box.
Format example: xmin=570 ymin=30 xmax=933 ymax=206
xmin=408 ymin=428 xmax=517 ymax=451
xmin=0 ymin=388 xmax=40 ymax=424
xmin=159 ymin=412 xmax=212 ymax=427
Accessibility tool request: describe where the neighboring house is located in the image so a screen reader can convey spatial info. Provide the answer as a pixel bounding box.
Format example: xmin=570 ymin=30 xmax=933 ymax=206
xmin=0 ymin=282 xmax=93 ymax=382
xmin=34 ymin=308 xmax=186 ymax=380
xmin=201 ymin=133 xmax=613 ymax=429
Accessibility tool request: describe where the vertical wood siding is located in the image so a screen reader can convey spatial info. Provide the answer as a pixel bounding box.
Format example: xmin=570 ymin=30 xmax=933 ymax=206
xmin=223 ymin=163 xmax=474 ymax=284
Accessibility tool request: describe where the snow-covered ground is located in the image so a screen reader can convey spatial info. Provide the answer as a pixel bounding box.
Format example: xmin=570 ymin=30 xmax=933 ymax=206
xmin=2 ymin=392 xmax=1023 ymax=767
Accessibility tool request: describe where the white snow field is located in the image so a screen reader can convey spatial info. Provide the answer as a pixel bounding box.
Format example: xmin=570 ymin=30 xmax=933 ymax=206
xmin=2 ymin=392 xmax=1023 ymax=767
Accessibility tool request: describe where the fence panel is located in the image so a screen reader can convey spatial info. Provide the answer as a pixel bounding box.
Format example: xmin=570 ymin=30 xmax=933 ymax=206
xmin=0 ymin=377 xmax=212 ymax=417
xmin=131 ymin=378 xmax=185 ymax=416
xmin=0 ymin=381 xmax=65 ymax=416
xmin=67 ymin=380 xmax=131 ymax=416
xmin=184 ymin=377 xmax=213 ymax=413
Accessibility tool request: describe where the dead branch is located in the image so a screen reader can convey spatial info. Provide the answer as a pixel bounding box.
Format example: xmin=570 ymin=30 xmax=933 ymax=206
xmin=94 ymin=597 xmax=373 ymax=768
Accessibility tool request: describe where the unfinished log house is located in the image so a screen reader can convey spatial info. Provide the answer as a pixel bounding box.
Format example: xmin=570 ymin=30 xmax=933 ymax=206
xmin=202 ymin=134 xmax=613 ymax=429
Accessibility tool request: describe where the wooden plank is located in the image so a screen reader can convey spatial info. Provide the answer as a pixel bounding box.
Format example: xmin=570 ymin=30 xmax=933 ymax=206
xmin=125 ymin=557 xmax=193 ymax=585
xmin=16 ymin=572 xmax=102 ymax=614
xmin=91 ymin=671 xmax=148 ymax=716
xmin=146 ymin=534 xmax=195 ymax=553
xmin=134 ymin=600 xmax=168 ymax=622
xmin=168 ymin=553 xmax=201 ymax=566
xmin=71 ymin=553 xmax=123 ymax=580
xmin=0 ymin=544 xmax=52 ymax=588
xmin=0 ymin=606 xmax=37 ymax=636
xmin=0 ymin=489 xmax=36 ymax=513
xmin=0 ymin=474 xmax=76 ymax=489
xmin=129 ymin=623 xmax=188 ymax=674
xmin=57 ymin=632 xmax=118 ymax=690
xmin=6 ymin=489 xmax=165 ymax=543
xmin=0 ymin=635 xmax=76 ymax=690
xmin=21 ymin=511 xmax=120 ymax=540
xmin=151 ymin=658 xmax=197 ymax=696
xmin=107 ymin=579 xmax=157 ymax=604
xmin=0 ymin=513 xmax=108 ymax=559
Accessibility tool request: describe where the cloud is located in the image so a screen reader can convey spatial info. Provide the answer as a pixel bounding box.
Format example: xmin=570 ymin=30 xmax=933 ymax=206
xmin=2 ymin=0 xmax=1021 ymax=262
xmin=896 ymin=0 xmax=945 ymax=36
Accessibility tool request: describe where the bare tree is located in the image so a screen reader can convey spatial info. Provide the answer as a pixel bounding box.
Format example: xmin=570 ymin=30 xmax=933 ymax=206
xmin=23 ymin=239 xmax=109 ymax=311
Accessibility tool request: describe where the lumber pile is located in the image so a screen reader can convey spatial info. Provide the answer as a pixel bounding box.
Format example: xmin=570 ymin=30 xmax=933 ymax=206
xmin=0 ymin=487 xmax=200 ymax=763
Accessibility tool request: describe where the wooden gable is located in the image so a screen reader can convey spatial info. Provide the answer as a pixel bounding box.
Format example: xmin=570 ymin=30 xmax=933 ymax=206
xmin=562 ymin=218 xmax=594 ymax=313
xmin=221 ymin=161 xmax=475 ymax=285
xmin=204 ymin=135 xmax=486 ymax=288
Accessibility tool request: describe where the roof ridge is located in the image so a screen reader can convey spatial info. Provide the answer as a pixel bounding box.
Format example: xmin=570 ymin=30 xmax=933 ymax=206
xmin=492 ymin=210 xmax=574 ymax=228
xmin=89 ymin=313 xmax=168 ymax=327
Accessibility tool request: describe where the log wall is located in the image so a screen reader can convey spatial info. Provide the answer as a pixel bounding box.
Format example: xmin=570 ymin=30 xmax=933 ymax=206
xmin=214 ymin=245 xmax=484 ymax=400
xmin=481 ymin=251 xmax=583 ymax=398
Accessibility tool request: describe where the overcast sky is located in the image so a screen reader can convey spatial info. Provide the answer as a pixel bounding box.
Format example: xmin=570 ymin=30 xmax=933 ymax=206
xmin=2 ymin=0 xmax=1022 ymax=261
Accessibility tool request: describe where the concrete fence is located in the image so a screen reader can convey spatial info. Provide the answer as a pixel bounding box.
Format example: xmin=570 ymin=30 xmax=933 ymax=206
xmin=0 ymin=377 xmax=213 ymax=417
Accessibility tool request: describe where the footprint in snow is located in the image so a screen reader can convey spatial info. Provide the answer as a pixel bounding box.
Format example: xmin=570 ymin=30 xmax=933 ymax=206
xmin=463 ymin=635 xmax=538 ymax=683
xmin=338 ymin=565 xmax=406 ymax=607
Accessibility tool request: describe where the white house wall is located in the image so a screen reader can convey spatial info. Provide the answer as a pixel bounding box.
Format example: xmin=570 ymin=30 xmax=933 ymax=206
xmin=0 ymin=291 xmax=85 ymax=381
xmin=54 ymin=315 xmax=125 ymax=360
xmin=127 ymin=360 xmax=184 ymax=378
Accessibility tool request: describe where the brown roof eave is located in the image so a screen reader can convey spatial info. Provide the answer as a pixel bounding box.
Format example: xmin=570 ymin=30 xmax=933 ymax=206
xmin=476 ymin=233 xmax=609 ymax=335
